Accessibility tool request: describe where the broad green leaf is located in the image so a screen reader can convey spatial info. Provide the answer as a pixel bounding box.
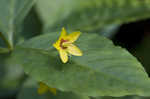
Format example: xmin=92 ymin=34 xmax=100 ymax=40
xmin=95 ymin=96 xmax=149 ymax=99
xmin=98 ymin=24 xmax=120 ymax=38
xmin=17 ymin=78 xmax=89 ymax=99
xmin=35 ymin=0 xmax=76 ymax=31
xmin=0 ymin=0 xmax=36 ymax=49
xmin=0 ymin=54 xmax=24 ymax=88
xmin=0 ymin=53 xmax=24 ymax=98
xmin=12 ymin=32 xmax=150 ymax=97
xmin=0 ymin=48 xmax=9 ymax=53
xmin=36 ymin=0 xmax=150 ymax=32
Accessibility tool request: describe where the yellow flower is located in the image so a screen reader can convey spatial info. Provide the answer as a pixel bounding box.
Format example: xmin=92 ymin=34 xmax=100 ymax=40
xmin=53 ymin=27 xmax=83 ymax=63
xmin=38 ymin=82 xmax=56 ymax=95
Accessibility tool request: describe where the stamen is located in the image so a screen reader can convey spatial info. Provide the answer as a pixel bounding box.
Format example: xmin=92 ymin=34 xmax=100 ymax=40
xmin=60 ymin=39 xmax=68 ymax=49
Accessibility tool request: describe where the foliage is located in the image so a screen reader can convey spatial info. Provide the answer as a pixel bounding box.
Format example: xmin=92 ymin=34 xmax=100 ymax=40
xmin=0 ymin=0 xmax=150 ymax=99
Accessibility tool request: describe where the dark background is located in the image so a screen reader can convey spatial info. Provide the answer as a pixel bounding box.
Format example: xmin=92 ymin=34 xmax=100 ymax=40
xmin=113 ymin=19 xmax=150 ymax=76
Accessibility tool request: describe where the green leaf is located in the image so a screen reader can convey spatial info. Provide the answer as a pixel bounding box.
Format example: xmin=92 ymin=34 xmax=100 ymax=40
xmin=17 ymin=78 xmax=89 ymax=99
xmin=0 ymin=53 xmax=24 ymax=97
xmin=97 ymin=24 xmax=120 ymax=38
xmin=0 ymin=0 xmax=36 ymax=49
xmin=0 ymin=47 xmax=9 ymax=53
xmin=12 ymin=32 xmax=150 ymax=97
xmin=35 ymin=0 xmax=150 ymax=32
xmin=95 ymin=96 xmax=150 ymax=99
xmin=16 ymin=7 xmax=42 ymax=44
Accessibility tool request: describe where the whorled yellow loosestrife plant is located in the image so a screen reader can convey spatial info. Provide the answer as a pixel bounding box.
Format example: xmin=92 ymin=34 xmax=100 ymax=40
xmin=37 ymin=28 xmax=82 ymax=95
xmin=38 ymin=82 xmax=56 ymax=95
xmin=53 ymin=28 xmax=83 ymax=63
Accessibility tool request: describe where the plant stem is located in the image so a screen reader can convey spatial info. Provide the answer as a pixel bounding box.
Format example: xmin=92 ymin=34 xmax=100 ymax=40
xmin=0 ymin=32 xmax=13 ymax=51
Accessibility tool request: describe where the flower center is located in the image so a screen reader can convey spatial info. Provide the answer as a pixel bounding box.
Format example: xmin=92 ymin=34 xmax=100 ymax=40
xmin=60 ymin=39 xmax=69 ymax=49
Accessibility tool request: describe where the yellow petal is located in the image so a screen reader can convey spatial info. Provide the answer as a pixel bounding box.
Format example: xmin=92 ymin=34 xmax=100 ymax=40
xmin=53 ymin=27 xmax=67 ymax=50
xmin=38 ymin=82 xmax=49 ymax=95
xmin=53 ymin=41 xmax=60 ymax=50
xmin=67 ymin=44 xmax=82 ymax=56
xmin=62 ymin=41 xmax=71 ymax=47
xmin=67 ymin=31 xmax=81 ymax=43
xmin=59 ymin=49 xmax=68 ymax=63
xmin=60 ymin=27 xmax=67 ymax=38
xmin=48 ymin=88 xmax=57 ymax=95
